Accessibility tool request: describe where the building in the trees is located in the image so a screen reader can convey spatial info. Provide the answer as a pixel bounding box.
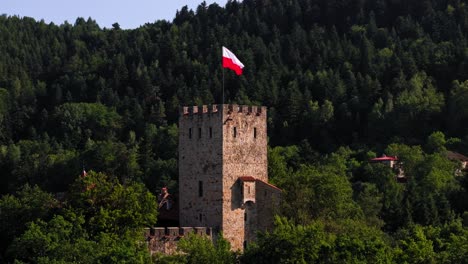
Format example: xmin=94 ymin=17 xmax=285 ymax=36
xmin=445 ymin=151 xmax=468 ymax=176
xmin=370 ymin=154 xmax=398 ymax=168
xmin=370 ymin=154 xmax=405 ymax=182
xmin=178 ymin=104 xmax=281 ymax=251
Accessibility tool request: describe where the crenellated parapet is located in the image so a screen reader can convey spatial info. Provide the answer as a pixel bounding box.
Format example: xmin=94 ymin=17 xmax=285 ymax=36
xmin=144 ymin=226 xmax=214 ymax=255
xmin=180 ymin=104 xmax=266 ymax=117
xmin=224 ymin=104 xmax=266 ymax=117
xmin=146 ymin=226 xmax=213 ymax=239
xmin=181 ymin=105 xmax=219 ymax=115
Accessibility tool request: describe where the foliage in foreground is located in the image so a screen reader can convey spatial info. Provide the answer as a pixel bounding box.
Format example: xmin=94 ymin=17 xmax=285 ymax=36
xmin=242 ymin=217 xmax=393 ymax=264
xmin=240 ymin=217 xmax=468 ymax=264
xmin=154 ymin=233 xmax=236 ymax=264
xmin=0 ymin=172 xmax=157 ymax=263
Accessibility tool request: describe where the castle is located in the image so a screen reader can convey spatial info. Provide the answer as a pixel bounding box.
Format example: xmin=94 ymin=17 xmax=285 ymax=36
xmin=179 ymin=104 xmax=281 ymax=251
xmin=146 ymin=104 xmax=281 ymax=253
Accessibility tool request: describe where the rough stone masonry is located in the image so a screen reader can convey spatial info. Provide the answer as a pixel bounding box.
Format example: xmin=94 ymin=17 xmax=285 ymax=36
xmin=178 ymin=104 xmax=281 ymax=251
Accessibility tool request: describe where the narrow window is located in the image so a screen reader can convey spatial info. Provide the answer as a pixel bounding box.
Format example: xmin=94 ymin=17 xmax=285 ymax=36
xmin=199 ymin=213 xmax=203 ymax=222
xmin=247 ymin=186 xmax=250 ymax=194
xmin=243 ymin=241 xmax=247 ymax=250
xmin=254 ymin=127 xmax=257 ymax=138
xmin=244 ymin=212 xmax=247 ymax=222
xmin=209 ymin=127 xmax=212 ymax=138
xmin=198 ymin=127 xmax=202 ymax=139
xmin=233 ymin=127 xmax=237 ymax=138
xmin=198 ymin=181 xmax=203 ymax=197
xmin=189 ymin=128 xmax=192 ymax=139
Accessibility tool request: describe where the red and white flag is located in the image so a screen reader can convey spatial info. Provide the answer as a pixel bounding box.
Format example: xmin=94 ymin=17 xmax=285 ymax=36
xmin=222 ymin=46 xmax=244 ymax=75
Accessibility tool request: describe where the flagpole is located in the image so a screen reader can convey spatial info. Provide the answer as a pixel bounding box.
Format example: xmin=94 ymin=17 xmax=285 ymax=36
xmin=222 ymin=46 xmax=244 ymax=105
xmin=222 ymin=46 xmax=225 ymax=105
xmin=222 ymin=67 xmax=225 ymax=105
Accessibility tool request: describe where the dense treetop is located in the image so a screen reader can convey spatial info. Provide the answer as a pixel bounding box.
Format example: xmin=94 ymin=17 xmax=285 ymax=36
xmin=1 ymin=0 xmax=468 ymax=263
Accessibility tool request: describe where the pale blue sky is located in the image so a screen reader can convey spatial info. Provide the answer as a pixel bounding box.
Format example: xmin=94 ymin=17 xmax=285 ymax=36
xmin=1 ymin=0 xmax=229 ymax=29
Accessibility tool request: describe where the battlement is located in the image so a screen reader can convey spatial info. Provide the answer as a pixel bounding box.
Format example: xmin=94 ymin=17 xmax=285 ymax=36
xmin=144 ymin=226 xmax=213 ymax=239
xmin=180 ymin=104 xmax=266 ymax=117
xmin=181 ymin=105 xmax=219 ymax=115
xmin=144 ymin=226 xmax=214 ymax=255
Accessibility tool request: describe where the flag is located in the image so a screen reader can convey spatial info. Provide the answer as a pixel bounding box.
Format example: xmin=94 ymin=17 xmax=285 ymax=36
xmin=222 ymin=46 xmax=244 ymax=75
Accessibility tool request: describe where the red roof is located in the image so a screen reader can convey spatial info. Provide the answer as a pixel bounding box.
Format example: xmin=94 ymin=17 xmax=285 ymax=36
xmin=239 ymin=176 xmax=256 ymax=181
xmin=256 ymin=179 xmax=282 ymax=191
xmin=238 ymin=176 xmax=282 ymax=191
xmin=370 ymin=155 xmax=398 ymax=162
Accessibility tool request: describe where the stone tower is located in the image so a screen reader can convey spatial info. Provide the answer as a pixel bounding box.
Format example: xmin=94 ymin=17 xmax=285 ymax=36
xmin=178 ymin=104 xmax=281 ymax=251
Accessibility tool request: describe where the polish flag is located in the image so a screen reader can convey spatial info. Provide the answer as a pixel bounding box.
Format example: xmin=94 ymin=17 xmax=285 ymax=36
xmin=222 ymin=46 xmax=244 ymax=75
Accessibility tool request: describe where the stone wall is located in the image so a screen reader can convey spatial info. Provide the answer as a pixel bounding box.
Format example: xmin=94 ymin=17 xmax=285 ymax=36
xmin=241 ymin=179 xmax=256 ymax=203
xmin=221 ymin=105 xmax=268 ymax=251
xmin=144 ymin=227 xmax=213 ymax=255
xmin=179 ymin=105 xmax=223 ymax=230
xmin=178 ymin=104 xmax=273 ymax=252
xmin=256 ymin=180 xmax=282 ymax=232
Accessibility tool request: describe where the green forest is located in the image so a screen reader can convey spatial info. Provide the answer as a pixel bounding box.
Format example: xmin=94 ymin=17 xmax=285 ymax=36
xmin=1 ymin=0 xmax=468 ymax=262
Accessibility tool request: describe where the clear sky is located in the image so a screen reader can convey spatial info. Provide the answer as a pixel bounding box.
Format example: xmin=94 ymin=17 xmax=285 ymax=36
xmin=1 ymin=0 xmax=229 ymax=29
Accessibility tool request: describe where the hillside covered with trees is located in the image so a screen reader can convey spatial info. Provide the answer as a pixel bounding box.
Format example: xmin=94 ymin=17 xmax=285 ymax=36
xmin=2 ymin=0 xmax=468 ymax=262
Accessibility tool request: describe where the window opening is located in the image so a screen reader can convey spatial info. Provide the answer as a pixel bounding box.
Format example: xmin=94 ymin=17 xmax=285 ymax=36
xmin=198 ymin=127 xmax=202 ymax=139
xmin=209 ymin=127 xmax=212 ymax=138
xmin=198 ymin=181 xmax=203 ymax=197
xmin=233 ymin=127 xmax=237 ymax=138
xmin=189 ymin=128 xmax=192 ymax=139
xmin=254 ymin=127 xmax=257 ymax=138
